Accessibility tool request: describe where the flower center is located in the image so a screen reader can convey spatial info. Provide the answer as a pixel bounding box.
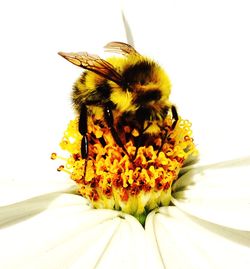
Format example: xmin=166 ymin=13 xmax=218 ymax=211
xmin=52 ymin=114 xmax=197 ymax=225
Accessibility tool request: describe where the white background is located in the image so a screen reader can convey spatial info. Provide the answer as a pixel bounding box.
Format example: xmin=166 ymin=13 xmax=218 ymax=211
xmin=0 ymin=0 xmax=250 ymax=184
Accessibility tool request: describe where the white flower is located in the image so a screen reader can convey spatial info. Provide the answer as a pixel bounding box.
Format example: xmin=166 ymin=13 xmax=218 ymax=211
xmin=1 ymin=157 xmax=250 ymax=269
xmin=1 ymin=1 xmax=250 ymax=268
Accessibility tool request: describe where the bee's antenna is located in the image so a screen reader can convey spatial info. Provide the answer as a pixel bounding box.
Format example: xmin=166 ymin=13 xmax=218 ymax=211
xmin=121 ymin=11 xmax=134 ymax=47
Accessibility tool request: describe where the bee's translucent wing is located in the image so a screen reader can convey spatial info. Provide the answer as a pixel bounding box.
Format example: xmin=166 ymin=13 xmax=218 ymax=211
xmin=104 ymin=41 xmax=140 ymax=56
xmin=58 ymin=51 xmax=123 ymax=86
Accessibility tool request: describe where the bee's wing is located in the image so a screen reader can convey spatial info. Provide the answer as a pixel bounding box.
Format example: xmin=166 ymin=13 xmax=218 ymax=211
xmin=58 ymin=51 xmax=123 ymax=86
xmin=104 ymin=41 xmax=140 ymax=56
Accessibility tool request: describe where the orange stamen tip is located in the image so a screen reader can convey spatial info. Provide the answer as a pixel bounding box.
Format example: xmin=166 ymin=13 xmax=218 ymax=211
xmin=57 ymin=165 xmax=65 ymax=172
xmin=132 ymin=129 xmax=140 ymax=137
xmin=51 ymin=152 xmax=57 ymax=160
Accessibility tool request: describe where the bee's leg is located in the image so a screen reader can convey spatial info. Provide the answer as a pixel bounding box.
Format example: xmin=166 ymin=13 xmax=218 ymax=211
xmin=79 ymin=105 xmax=89 ymax=178
xmin=157 ymin=129 xmax=168 ymax=156
xmin=157 ymin=106 xmax=178 ymax=156
xmin=171 ymin=105 xmax=179 ymax=130
xmin=133 ymin=130 xmax=143 ymax=161
xmin=132 ymin=120 xmax=147 ymax=160
xmin=79 ymin=105 xmax=89 ymax=158
xmin=157 ymin=107 xmax=170 ymax=156
xmin=104 ymin=103 xmax=130 ymax=157
xmin=98 ymin=136 xmax=106 ymax=148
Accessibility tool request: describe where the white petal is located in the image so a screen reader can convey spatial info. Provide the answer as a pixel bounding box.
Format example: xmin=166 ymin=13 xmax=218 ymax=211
xmin=0 ymin=193 xmax=146 ymax=269
xmin=0 ymin=176 xmax=77 ymax=206
xmin=173 ymin=156 xmax=250 ymax=191
xmin=172 ymin=157 xmax=250 ymax=230
xmin=69 ymin=213 xmax=147 ymax=269
xmin=0 ymin=192 xmax=90 ymax=227
xmin=145 ymin=207 xmax=250 ymax=269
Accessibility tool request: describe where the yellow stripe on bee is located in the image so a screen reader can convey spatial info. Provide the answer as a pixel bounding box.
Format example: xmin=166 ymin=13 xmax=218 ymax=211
xmin=144 ymin=121 xmax=161 ymax=134
xmin=75 ymin=79 xmax=86 ymax=92
xmin=110 ymin=87 xmax=136 ymax=112
xmin=90 ymin=107 xmax=103 ymax=119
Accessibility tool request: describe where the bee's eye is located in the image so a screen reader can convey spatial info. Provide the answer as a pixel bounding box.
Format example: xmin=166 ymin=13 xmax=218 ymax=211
xmin=134 ymin=89 xmax=162 ymax=104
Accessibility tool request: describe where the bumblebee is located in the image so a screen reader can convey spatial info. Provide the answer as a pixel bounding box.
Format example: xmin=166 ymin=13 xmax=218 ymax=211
xmin=58 ymin=42 xmax=178 ymax=160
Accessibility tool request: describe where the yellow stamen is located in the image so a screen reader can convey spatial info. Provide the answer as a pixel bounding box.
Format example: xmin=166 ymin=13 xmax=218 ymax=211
xmin=52 ymin=114 xmax=198 ymax=225
xmin=56 ymin=165 xmax=71 ymax=174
